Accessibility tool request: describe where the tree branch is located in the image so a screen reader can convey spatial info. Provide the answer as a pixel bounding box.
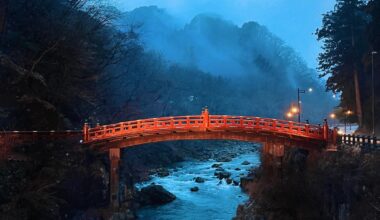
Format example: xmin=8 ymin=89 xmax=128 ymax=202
xmin=0 ymin=51 xmax=47 ymax=86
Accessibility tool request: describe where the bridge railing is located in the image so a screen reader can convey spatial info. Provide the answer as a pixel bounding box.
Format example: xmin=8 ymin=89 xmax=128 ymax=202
xmin=85 ymin=112 xmax=326 ymax=143
xmin=208 ymin=116 xmax=323 ymax=138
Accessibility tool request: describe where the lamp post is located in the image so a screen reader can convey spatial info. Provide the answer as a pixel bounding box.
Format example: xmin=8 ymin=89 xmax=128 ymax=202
xmin=371 ymin=51 xmax=377 ymax=136
xmin=297 ymin=88 xmax=313 ymax=122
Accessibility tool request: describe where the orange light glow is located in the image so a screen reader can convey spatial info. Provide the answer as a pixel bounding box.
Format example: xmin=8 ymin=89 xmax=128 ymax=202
xmin=291 ymin=107 xmax=299 ymax=114
xmin=330 ymin=113 xmax=336 ymax=119
xmin=287 ymin=112 xmax=293 ymax=118
xmin=346 ymin=110 xmax=353 ymax=115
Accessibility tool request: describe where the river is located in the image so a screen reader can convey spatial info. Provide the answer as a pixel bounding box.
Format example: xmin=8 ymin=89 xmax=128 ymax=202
xmin=136 ymin=151 xmax=260 ymax=220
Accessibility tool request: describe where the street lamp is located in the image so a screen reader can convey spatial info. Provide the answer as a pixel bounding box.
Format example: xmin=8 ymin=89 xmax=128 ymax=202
xmin=286 ymin=112 xmax=294 ymax=120
xmin=291 ymin=106 xmax=299 ymax=114
xmin=297 ymin=88 xmax=313 ymax=123
xmin=371 ymin=51 xmax=377 ymax=136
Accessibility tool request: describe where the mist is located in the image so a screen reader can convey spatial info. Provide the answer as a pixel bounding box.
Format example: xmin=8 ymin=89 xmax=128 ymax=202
xmin=102 ymin=4 xmax=339 ymax=123
xmin=110 ymin=0 xmax=335 ymax=69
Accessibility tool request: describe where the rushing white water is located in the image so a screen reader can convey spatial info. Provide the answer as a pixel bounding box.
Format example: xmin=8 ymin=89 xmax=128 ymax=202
xmin=136 ymin=152 xmax=260 ymax=220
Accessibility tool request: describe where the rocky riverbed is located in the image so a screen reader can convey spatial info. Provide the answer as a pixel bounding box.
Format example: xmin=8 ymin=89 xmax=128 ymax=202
xmin=134 ymin=143 xmax=260 ymax=220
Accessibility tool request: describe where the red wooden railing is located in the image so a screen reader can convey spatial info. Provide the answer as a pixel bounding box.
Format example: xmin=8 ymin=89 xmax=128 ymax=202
xmin=84 ymin=109 xmax=328 ymax=143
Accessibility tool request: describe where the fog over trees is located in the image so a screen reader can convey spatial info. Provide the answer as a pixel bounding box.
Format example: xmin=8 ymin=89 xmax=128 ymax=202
xmin=112 ymin=6 xmax=336 ymax=123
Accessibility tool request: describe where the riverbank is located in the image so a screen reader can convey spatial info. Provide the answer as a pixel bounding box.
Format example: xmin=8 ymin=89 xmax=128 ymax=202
xmin=234 ymin=145 xmax=380 ymax=220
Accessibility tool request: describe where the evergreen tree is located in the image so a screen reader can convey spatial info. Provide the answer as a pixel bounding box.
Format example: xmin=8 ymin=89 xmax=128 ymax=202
xmin=317 ymin=0 xmax=369 ymax=128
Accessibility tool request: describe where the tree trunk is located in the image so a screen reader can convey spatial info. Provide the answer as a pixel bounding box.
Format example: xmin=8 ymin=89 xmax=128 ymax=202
xmin=353 ymin=69 xmax=363 ymax=127
xmin=0 ymin=0 xmax=7 ymax=33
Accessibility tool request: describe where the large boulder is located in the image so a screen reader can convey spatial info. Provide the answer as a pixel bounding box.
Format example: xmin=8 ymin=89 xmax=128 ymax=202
xmin=138 ymin=185 xmax=176 ymax=206
xmin=214 ymin=170 xmax=232 ymax=179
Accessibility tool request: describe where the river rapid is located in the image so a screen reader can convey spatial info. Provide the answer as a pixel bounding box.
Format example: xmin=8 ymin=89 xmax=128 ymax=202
xmin=136 ymin=150 xmax=260 ymax=220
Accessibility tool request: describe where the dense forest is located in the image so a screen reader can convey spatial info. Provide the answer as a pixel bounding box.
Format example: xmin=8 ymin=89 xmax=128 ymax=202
xmin=317 ymin=0 xmax=380 ymax=133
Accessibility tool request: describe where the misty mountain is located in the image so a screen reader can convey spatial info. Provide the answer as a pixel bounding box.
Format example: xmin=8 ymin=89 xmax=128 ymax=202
xmin=116 ymin=6 xmax=336 ymax=121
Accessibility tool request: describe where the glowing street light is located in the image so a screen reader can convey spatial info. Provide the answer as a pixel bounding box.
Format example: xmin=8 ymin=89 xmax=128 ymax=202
xmin=286 ymin=112 xmax=294 ymax=119
xmin=291 ymin=107 xmax=299 ymax=114
xmin=330 ymin=113 xmax=336 ymax=127
xmin=308 ymin=88 xmax=313 ymax=92
xmin=346 ymin=110 xmax=353 ymax=116
xmin=330 ymin=113 xmax=336 ymax=119
xmin=345 ymin=110 xmax=353 ymax=133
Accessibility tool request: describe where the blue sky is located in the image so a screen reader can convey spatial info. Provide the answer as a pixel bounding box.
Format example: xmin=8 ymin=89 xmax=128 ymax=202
xmin=110 ymin=0 xmax=336 ymax=69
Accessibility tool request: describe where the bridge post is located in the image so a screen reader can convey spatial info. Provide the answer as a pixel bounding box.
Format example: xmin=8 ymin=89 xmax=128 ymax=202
xmin=323 ymin=119 xmax=329 ymax=141
xmin=109 ymin=148 xmax=120 ymax=208
xmin=332 ymin=127 xmax=338 ymax=145
xmin=202 ymin=108 xmax=209 ymax=129
xmin=83 ymin=123 xmax=89 ymax=142
xmin=261 ymin=142 xmax=273 ymax=170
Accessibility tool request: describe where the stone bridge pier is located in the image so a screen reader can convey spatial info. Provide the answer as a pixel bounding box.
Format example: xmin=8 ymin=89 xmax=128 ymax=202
xmin=261 ymin=141 xmax=285 ymax=175
xmin=109 ymin=148 xmax=121 ymax=208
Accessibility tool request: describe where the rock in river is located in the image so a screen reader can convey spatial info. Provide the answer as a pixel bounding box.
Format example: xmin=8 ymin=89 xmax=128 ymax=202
xmin=157 ymin=168 xmax=170 ymax=177
xmin=194 ymin=177 xmax=205 ymax=183
xmin=241 ymin=161 xmax=250 ymax=165
xmin=211 ymin=163 xmax=222 ymax=168
xmin=226 ymin=178 xmax=232 ymax=185
xmin=214 ymin=170 xmax=232 ymax=179
xmin=216 ymin=156 xmax=232 ymax=162
xmin=139 ymin=185 xmax=176 ymax=206
xmin=190 ymin=186 xmax=199 ymax=192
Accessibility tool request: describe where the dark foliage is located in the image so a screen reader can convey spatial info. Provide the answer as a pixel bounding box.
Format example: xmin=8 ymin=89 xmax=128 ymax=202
xmin=317 ymin=0 xmax=380 ymax=132
xmin=236 ymin=148 xmax=380 ymax=220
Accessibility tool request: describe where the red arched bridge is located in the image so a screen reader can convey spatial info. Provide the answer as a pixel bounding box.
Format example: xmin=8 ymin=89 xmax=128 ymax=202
xmin=84 ymin=108 xmax=335 ymax=150
xmin=1 ymin=108 xmax=339 ymax=207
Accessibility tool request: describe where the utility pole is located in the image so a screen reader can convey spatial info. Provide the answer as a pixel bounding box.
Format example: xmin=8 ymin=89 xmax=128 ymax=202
xmin=297 ymin=88 xmax=312 ymax=123
xmin=297 ymin=89 xmax=303 ymax=123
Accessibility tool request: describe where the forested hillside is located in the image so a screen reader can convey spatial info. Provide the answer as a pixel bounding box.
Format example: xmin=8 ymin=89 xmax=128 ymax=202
xmin=118 ymin=6 xmax=336 ymax=121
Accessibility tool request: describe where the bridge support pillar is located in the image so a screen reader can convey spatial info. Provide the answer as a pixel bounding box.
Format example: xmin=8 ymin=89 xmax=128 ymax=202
xmin=109 ymin=148 xmax=120 ymax=208
xmin=261 ymin=142 xmax=285 ymax=176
